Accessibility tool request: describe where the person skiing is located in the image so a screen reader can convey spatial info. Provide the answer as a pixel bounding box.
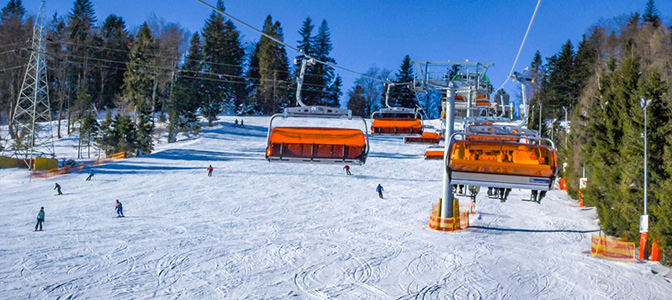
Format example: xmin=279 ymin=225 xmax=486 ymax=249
xmin=240 ymin=119 xmax=244 ymax=127
xmin=86 ymin=169 xmax=95 ymax=181
xmin=376 ymin=184 xmax=384 ymax=199
xmin=54 ymin=183 xmax=62 ymax=195
xmin=234 ymin=119 xmax=239 ymax=126
xmin=207 ymin=165 xmax=213 ymax=177
xmin=115 ymin=200 xmax=124 ymax=217
xmin=35 ymin=207 xmax=45 ymax=231
xmin=343 ymin=165 xmax=352 ymax=175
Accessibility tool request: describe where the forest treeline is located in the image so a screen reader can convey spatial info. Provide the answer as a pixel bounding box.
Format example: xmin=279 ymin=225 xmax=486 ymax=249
xmin=0 ymin=0 xmax=417 ymax=157
xmin=527 ymin=0 xmax=672 ymax=263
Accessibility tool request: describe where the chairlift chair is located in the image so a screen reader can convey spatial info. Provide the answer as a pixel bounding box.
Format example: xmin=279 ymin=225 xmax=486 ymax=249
xmin=424 ymin=145 xmax=445 ymax=160
xmin=446 ymin=130 xmax=558 ymax=191
xmin=265 ymin=58 xmax=370 ymax=165
xmin=370 ymin=82 xmax=423 ymax=136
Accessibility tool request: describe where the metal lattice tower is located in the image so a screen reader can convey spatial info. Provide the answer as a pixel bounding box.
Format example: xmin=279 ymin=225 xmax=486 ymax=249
xmin=9 ymin=0 xmax=54 ymax=162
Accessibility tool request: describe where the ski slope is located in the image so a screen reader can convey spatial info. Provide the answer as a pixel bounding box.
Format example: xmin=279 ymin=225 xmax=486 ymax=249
xmin=1 ymin=116 xmax=670 ymax=299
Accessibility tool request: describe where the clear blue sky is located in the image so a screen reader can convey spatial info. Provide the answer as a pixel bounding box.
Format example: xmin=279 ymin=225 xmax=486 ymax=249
xmin=22 ymin=0 xmax=672 ymax=102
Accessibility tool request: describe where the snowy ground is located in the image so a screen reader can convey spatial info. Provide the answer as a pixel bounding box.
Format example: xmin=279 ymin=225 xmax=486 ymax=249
xmin=1 ymin=116 xmax=671 ymax=299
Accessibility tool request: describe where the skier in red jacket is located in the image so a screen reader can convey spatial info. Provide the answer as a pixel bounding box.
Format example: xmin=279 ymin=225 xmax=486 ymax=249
xmin=207 ymin=165 xmax=213 ymax=177
xmin=343 ymin=165 xmax=352 ymax=175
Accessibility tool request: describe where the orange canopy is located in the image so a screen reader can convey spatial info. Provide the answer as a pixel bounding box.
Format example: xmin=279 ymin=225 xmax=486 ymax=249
xmin=269 ymin=127 xmax=365 ymax=146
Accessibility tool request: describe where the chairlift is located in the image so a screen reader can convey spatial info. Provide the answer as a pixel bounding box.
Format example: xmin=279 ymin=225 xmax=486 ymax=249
xmin=446 ymin=130 xmax=558 ymax=191
xmin=424 ymin=145 xmax=445 ymax=160
xmin=370 ymin=82 xmax=423 ymax=136
xmin=404 ymin=131 xmax=442 ymax=144
xmin=265 ymin=58 xmax=369 ymax=165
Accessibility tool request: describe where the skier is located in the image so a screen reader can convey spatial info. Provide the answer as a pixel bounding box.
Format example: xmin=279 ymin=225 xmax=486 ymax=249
xmin=240 ymin=119 xmax=244 ymax=127
xmin=376 ymin=184 xmax=384 ymax=199
xmin=343 ymin=165 xmax=352 ymax=175
xmin=115 ymin=200 xmax=124 ymax=217
xmin=531 ymin=190 xmax=547 ymax=203
xmin=234 ymin=119 xmax=239 ymax=126
xmin=207 ymin=165 xmax=213 ymax=177
xmin=85 ymin=169 xmax=95 ymax=181
xmin=35 ymin=207 xmax=45 ymax=231
xmin=54 ymin=183 xmax=62 ymax=195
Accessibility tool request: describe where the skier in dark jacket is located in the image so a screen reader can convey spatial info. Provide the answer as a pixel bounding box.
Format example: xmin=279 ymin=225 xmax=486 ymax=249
xmin=207 ymin=165 xmax=213 ymax=177
xmin=115 ymin=200 xmax=124 ymax=217
xmin=86 ymin=169 xmax=95 ymax=181
xmin=54 ymin=183 xmax=62 ymax=195
xmin=376 ymin=184 xmax=384 ymax=199
xmin=35 ymin=207 xmax=45 ymax=231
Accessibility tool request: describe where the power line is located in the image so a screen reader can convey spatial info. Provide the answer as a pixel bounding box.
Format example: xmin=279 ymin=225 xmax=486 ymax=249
xmin=192 ymin=0 xmax=384 ymax=83
xmin=497 ymin=0 xmax=542 ymax=90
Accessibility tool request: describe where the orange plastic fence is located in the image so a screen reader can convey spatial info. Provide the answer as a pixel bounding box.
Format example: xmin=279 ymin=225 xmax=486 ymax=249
xmin=30 ymin=152 xmax=126 ymax=181
xmin=371 ymin=118 xmax=422 ymax=134
xmin=450 ymin=141 xmax=556 ymax=177
xmin=590 ymin=234 xmax=636 ymax=262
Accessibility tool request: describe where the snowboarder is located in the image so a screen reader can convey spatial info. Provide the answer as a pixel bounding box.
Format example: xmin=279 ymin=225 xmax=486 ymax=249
xmin=54 ymin=183 xmax=62 ymax=195
xmin=85 ymin=169 xmax=95 ymax=181
xmin=343 ymin=165 xmax=352 ymax=175
xmin=376 ymin=184 xmax=384 ymax=199
xmin=207 ymin=165 xmax=213 ymax=177
xmin=115 ymin=200 xmax=124 ymax=217
xmin=35 ymin=207 xmax=45 ymax=231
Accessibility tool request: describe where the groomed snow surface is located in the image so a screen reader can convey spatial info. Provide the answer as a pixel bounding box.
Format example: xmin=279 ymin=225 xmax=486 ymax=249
xmin=1 ymin=116 xmax=671 ymax=299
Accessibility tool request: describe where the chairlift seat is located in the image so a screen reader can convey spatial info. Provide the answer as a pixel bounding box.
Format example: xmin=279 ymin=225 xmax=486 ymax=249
xmin=371 ymin=118 xmax=423 ymax=136
xmin=266 ymin=127 xmax=367 ymax=164
xmin=424 ymin=147 xmax=445 ymax=160
xmin=405 ymin=131 xmax=442 ymax=144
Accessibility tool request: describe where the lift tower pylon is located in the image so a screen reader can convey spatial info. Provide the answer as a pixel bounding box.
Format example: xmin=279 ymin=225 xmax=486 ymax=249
xmin=9 ymin=0 xmax=54 ymax=165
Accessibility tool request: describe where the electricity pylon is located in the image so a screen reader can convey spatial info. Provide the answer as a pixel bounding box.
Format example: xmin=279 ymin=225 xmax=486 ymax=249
xmin=9 ymin=0 xmax=54 ymax=165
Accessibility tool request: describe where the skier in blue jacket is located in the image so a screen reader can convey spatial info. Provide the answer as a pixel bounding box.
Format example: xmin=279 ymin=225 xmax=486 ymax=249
xmin=376 ymin=184 xmax=384 ymax=199
xmin=86 ymin=169 xmax=95 ymax=181
xmin=115 ymin=200 xmax=124 ymax=217
xmin=35 ymin=207 xmax=45 ymax=231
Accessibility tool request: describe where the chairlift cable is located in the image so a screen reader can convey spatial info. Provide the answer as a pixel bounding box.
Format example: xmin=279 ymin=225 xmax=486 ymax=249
xmin=497 ymin=0 xmax=542 ymax=91
xmin=193 ymin=0 xmax=384 ymax=83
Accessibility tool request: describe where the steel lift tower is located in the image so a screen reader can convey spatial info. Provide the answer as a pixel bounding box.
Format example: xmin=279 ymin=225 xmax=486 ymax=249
xmin=8 ymin=0 xmax=54 ymax=165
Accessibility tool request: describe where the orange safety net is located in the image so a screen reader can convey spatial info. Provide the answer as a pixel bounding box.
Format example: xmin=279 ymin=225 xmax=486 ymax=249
xmin=591 ymin=234 xmax=636 ymax=262
xmin=267 ymin=127 xmax=366 ymax=160
xmin=371 ymin=118 xmax=422 ymax=134
xmin=30 ymin=152 xmax=126 ymax=181
xmin=450 ymin=141 xmax=556 ymax=177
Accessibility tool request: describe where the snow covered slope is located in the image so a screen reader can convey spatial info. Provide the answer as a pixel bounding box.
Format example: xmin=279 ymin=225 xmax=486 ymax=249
xmin=1 ymin=116 xmax=670 ymax=299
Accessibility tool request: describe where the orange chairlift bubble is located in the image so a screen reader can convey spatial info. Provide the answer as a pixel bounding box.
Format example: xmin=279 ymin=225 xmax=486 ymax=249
xmin=370 ymin=81 xmax=423 ymax=137
xmin=448 ymin=139 xmax=558 ymax=191
xmin=265 ymin=58 xmax=369 ymax=165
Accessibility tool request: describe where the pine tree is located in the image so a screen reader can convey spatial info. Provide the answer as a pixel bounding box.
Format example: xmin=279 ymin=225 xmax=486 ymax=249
xmin=122 ymin=23 xmax=156 ymax=155
xmin=311 ymin=19 xmax=336 ymax=106
xmin=642 ymin=0 xmax=661 ymax=27
xmin=170 ymin=32 xmax=203 ymax=142
xmin=326 ymin=75 xmax=343 ymax=107
xmin=386 ymin=55 xmax=417 ymax=108
xmin=0 ymin=0 xmax=30 ymax=138
xmin=347 ymin=85 xmax=366 ymax=117
xmin=295 ymin=17 xmax=318 ymax=106
xmin=99 ymin=15 xmax=131 ymax=109
xmin=201 ymin=0 xmax=245 ymax=123
xmin=253 ymin=15 xmax=291 ymax=114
